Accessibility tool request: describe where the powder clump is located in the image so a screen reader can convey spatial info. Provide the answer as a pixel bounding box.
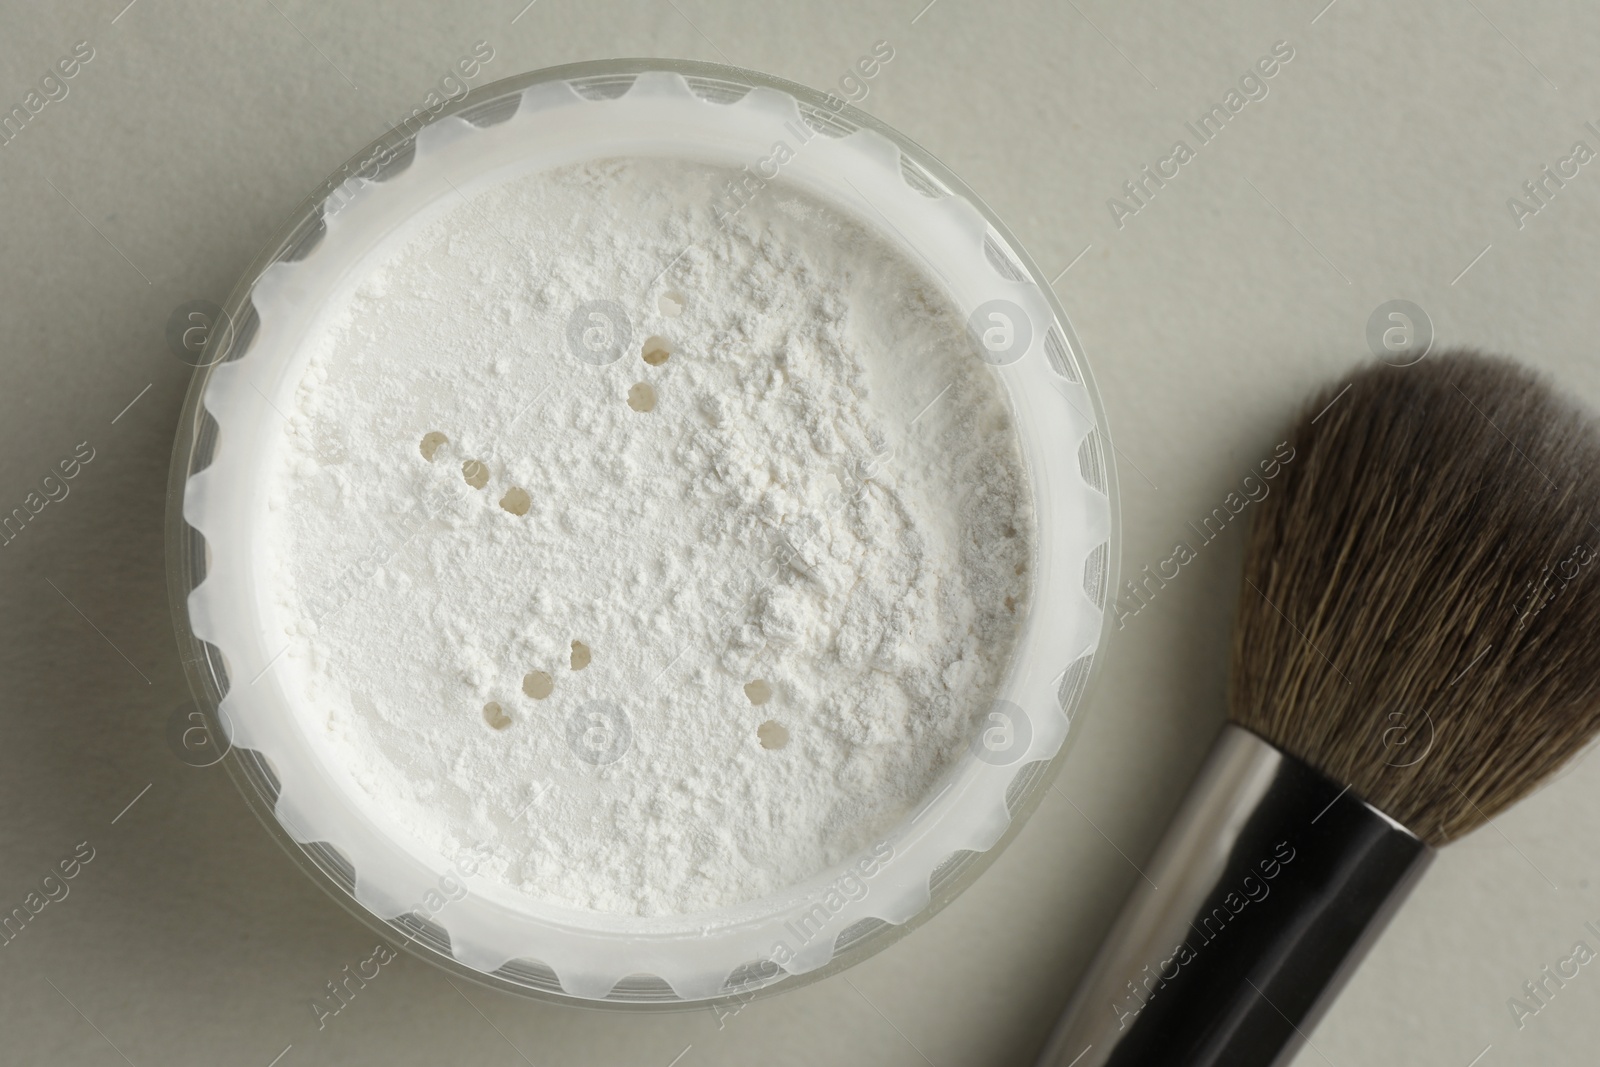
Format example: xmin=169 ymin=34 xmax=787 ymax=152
xmin=266 ymin=157 xmax=1034 ymax=916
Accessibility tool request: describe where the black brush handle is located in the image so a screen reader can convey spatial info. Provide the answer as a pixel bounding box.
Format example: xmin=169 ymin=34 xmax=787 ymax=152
xmin=1037 ymin=724 xmax=1433 ymax=1067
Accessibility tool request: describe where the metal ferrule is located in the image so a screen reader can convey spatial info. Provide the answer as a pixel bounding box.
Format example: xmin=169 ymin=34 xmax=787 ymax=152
xmin=1037 ymin=724 xmax=1433 ymax=1067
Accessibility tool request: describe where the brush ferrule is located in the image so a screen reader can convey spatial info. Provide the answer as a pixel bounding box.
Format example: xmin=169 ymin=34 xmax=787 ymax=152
xmin=1037 ymin=724 xmax=1433 ymax=1067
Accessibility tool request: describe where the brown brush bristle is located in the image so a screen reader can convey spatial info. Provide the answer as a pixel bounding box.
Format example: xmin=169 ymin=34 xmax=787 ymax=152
xmin=1230 ymin=351 xmax=1600 ymax=845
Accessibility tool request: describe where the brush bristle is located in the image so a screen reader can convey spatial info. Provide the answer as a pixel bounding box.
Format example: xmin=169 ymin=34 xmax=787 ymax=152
xmin=1230 ymin=351 xmax=1600 ymax=845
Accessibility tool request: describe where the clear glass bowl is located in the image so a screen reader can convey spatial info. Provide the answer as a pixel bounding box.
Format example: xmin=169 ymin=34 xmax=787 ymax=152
xmin=164 ymin=57 xmax=1119 ymax=1009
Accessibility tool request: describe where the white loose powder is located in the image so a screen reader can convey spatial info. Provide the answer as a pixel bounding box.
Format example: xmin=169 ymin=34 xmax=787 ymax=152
xmin=265 ymin=157 xmax=1035 ymax=916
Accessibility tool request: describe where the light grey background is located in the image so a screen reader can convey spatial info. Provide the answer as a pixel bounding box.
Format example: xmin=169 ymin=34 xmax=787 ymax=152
xmin=3 ymin=1 xmax=1599 ymax=1064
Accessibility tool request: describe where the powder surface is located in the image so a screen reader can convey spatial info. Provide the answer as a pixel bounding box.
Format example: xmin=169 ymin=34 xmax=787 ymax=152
xmin=265 ymin=157 xmax=1035 ymax=916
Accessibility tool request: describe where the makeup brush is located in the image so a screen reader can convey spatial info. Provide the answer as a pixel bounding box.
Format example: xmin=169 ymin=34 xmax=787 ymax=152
xmin=1038 ymin=351 xmax=1600 ymax=1067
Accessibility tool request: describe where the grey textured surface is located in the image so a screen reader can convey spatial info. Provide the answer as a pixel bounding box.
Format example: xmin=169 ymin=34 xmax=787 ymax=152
xmin=2 ymin=1 xmax=1598 ymax=1065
